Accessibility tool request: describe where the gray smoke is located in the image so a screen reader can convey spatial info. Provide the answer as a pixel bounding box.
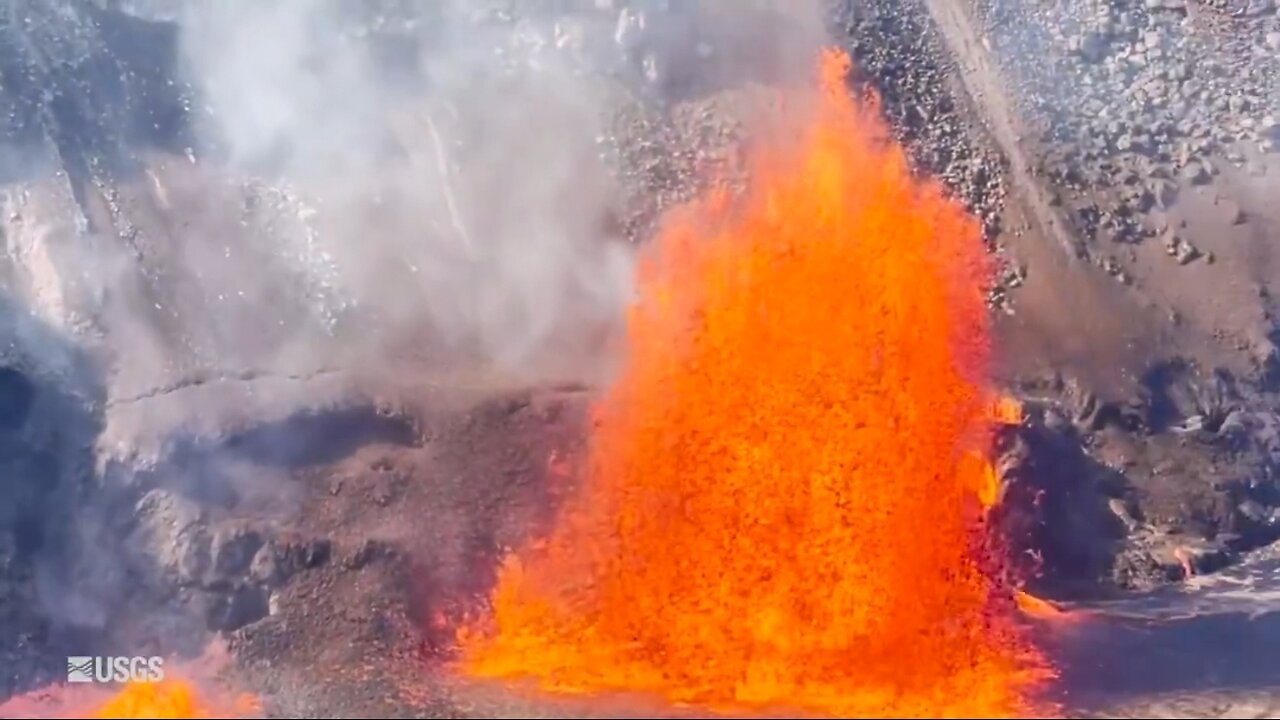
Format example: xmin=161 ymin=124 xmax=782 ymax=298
xmin=0 ymin=0 xmax=835 ymax=687
xmin=172 ymin=1 xmax=628 ymax=382
xmin=165 ymin=0 xmax=828 ymax=383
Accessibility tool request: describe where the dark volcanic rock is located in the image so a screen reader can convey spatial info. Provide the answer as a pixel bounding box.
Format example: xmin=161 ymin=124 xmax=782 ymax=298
xmin=0 ymin=304 xmax=104 ymax=700
xmin=208 ymin=523 xmax=264 ymax=586
xmin=245 ymin=535 xmax=332 ymax=587
xmin=997 ymin=363 xmax=1280 ymax=595
xmin=991 ymin=412 xmax=1130 ymax=597
xmin=204 ymin=583 xmax=270 ymax=632
xmin=0 ymin=367 xmax=35 ymax=432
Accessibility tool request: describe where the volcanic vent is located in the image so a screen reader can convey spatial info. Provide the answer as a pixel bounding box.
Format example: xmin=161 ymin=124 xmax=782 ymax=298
xmin=457 ymin=49 xmax=1051 ymax=718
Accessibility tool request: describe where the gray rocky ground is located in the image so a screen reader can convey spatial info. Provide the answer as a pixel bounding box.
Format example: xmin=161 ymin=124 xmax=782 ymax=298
xmin=3 ymin=0 xmax=1280 ymax=718
xmin=962 ymin=0 xmax=1280 ymax=595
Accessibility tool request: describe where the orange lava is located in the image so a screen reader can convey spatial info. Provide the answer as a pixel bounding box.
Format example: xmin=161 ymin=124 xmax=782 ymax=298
xmin=85 ymin=679 xmax=260 ymax=719
xmin=458 ymin=49 xmax=1051 ymax=717
xmin=1015 ymin=591 xmax=1075 ymax=622
xmin=90 ymin=680 xmax=207 ymax=719
xmin=991 ymin=396 xmax=1025 ymax=426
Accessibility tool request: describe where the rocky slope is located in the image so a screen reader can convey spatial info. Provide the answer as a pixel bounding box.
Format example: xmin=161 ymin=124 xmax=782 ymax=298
xmin=826 ymin=0 xmax=1280 ymax=597
xmin=953 ymin=0 xmax=1280 ymax=595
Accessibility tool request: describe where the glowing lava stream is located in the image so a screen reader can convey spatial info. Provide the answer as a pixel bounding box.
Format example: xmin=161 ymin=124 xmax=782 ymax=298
xmin=457 ymin=49 xmax=1053 ymax=717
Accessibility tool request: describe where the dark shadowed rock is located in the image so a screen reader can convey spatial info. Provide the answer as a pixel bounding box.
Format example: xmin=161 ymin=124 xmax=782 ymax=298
xmin=208 ymin=523 xmax=264 ymax=586
xmin=0 ymin=367 xmax=35 ymax=432
xmin=1078 ymin=31 xmax=1112 ymax=63
xmin=244 ymin=536 xmax=332 ymax=588
xmin=252 ymin=536 xmax=332 ymax=585
xmin=205 ymin=584 xmax=269 ymax=632
xmin=342 ymin=538 xmax=401 ymax=571
xmin=990 ymin=414 xmax=1130 ymax=597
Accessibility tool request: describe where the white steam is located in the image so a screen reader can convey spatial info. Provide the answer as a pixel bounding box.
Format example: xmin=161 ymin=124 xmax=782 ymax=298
xmin=173 ymin=1 xmax=639 ymax=383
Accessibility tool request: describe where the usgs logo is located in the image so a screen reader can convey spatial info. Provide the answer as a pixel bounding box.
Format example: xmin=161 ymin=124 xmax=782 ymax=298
xmin=66 ymin=656 xmax=165 ymax=683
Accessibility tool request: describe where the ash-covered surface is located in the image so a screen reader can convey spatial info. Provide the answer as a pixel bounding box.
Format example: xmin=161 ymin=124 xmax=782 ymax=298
xmin=2 ymin=0 xmax=1280 ymax=718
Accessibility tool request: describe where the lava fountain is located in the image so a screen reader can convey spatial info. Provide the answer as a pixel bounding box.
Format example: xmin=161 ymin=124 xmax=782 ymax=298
xmin=457 ymin=49 xmax=1052 ymax=717
xmin=89 ymin=680 xmax=209 ymax=719
xmin=86 ymin=678 xmax=260 ymax=720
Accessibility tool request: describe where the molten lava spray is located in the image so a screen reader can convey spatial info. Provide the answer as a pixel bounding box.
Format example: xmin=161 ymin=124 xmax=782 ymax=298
xmin=86 ymin=679 xmax=260 ymax=719
xmin=458 ymin=49 xmax=1049 ymax=717
xmin=89 ymin=680 xmax=206 ymax=719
